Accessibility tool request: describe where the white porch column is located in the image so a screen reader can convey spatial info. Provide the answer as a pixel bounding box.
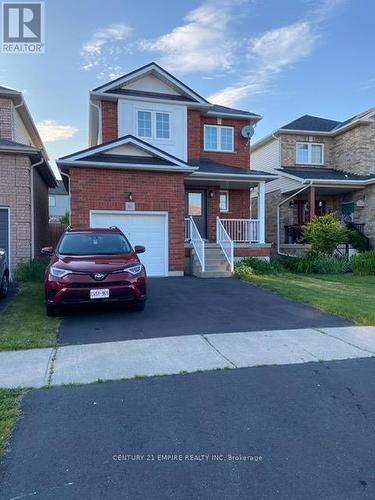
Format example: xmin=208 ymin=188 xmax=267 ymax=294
xmin=258 ymin=181 xmax=266 ymax=244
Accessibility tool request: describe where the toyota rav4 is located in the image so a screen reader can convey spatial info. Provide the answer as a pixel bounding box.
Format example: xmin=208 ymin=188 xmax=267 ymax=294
xmin=42 ymin=227 xmax=147 ymax=316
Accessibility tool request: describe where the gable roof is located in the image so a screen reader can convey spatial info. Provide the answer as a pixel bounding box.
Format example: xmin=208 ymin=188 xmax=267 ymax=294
xmin=280 ymin=115 xmax=341 ymax=132
xmin=57 ymin=134 xmax=197 ymax=174
xmin=92 ymin=62 xmax=209 ymax=105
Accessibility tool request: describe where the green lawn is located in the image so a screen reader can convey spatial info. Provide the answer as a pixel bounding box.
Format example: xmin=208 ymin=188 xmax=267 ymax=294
xmin=239 ymin=273 xmax=375 ymax=325
xmin=0 ymin=283 xmax=59 ymax=350
xmin=0 ymin=389 xmax=25 ymax=457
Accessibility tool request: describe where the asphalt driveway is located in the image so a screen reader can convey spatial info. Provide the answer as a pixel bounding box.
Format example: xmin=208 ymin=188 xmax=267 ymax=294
xmin=58 ymin=277 xmax=351 ymax=345
xmin=1 ymin=358 xmax=375 ymax=499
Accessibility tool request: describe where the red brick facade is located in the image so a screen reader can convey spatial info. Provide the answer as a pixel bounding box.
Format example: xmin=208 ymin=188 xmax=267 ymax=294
xmin=187 ymin=110 xmax=251 ymax=169
xmin=70 ymin=168 xmax=186 ymax=272
xmin=101 ymin=100 xmax=118 ymax=143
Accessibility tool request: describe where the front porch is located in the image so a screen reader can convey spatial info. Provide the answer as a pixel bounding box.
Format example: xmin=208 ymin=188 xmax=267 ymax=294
xmin=183 ymin=180 xmax=270 ymax=275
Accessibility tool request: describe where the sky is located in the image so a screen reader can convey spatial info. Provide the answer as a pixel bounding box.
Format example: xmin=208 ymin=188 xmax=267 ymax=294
xmin=0 ymin=0 xmax=374 ymax=179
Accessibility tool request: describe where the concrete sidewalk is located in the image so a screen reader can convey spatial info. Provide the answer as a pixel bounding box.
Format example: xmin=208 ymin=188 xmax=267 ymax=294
xmin=1 ymin=326 xmax=375 ymax=388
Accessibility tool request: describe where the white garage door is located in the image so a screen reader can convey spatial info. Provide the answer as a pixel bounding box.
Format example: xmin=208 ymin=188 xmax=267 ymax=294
xmin=90 ymin=211 xmax=168 ymax=277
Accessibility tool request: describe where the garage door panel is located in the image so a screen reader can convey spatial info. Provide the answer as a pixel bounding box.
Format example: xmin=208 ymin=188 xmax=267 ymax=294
xmin=90 ymin=212 xmax=167 ymax=277
xmin=0 ymin=209 xmax=9 ymax=256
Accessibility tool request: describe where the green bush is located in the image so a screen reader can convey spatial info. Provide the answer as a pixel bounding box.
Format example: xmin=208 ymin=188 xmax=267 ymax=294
xmin=59 ymin=211 xmax=70 ymax=224
xmin=14 ymin=259 xmax=48 ymax=283
xmin=352 ymin=251 xmax=375 ymax=276
xmin=302 ymin=213 xmax=348 ymax=255
xmin=347 ymin=229 xmax=369 ymax=252
xmin=235 ymin=257 xmax=282 ymax=275
xmin=278 ymin=254 xmax=351 ymax=274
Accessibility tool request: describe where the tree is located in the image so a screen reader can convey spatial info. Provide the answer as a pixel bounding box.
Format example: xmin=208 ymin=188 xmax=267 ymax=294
xmin=59 ymin=211 xmax=70 ymax=224
xmin=302 ymin=213 xmax=348 ymax=255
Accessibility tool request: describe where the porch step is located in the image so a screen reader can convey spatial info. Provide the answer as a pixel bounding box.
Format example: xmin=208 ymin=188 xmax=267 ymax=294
xmin=191 ymin=243 xmax=232 ymax=278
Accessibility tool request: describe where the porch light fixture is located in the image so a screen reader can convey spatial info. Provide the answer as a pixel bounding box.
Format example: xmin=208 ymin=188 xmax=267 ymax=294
xmin=318 ymin=200 xmax=323 ymax=208
xmin=209 ymin=190 xmax=214 ymax=198
xmin=127 ymin=192 xmax=133 ymax=201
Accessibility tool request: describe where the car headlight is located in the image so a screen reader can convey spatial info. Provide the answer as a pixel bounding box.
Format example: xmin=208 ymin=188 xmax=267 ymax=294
xmin=125 ymin=264 xmax=143 ymax=275
xmin=50 ymin=266 xmax=72 ymax=278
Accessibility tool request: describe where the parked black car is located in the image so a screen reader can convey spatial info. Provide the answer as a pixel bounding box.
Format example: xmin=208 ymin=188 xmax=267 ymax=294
xmin=0 ymin=248 xmax=9 ymax=298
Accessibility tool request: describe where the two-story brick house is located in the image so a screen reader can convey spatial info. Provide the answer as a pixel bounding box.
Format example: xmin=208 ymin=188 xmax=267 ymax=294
xmin=57 ymin=63 xmax=275 ymax=277
xmin=251 ymin=110 xmax=375 ymax=255
xmin=0 ymin=85 xmax=56 ymax=271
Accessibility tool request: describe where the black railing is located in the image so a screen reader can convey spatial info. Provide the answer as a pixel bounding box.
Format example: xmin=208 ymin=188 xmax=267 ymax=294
xmin=284 ymin=224 xmax=304 ymax=244
xmin=346 ymin=222 xmax=370 ymax=251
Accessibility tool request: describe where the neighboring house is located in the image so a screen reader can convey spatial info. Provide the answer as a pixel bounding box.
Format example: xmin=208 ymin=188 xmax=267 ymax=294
xmin=251 ymin=110 xmax=375 ymax=255
xmin=49 ymin=180 xmax=69 ymax=221
xmin=0 ymin=86 xmax=56 ymax=271
xmin=57 ymin=62 xmax=275 ymax=277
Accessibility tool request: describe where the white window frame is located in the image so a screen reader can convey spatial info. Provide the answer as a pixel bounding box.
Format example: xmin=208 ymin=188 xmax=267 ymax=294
xmin=137 ymin=109 xmax=171 ymax=141
xmin=296 ymin=142 xmax=324 ymax=165
xmin=219 ymin=190 xmax=229 ymax=213
xmin=48 ymin=195 xmax=56 ymax=207
xmin=204 ymin=125 xmax=234 ymax=153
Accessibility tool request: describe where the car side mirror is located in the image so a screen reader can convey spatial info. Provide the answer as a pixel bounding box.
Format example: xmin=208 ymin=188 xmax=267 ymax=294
xmin=135 ymin=245 xmax=145 ymax=254
xmin=41 ymin=246 xmax=54 ymax=257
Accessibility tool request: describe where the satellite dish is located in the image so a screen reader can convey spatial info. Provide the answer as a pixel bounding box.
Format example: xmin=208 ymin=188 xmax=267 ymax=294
xmin=241 ymin=125 xmax=255 ymax=140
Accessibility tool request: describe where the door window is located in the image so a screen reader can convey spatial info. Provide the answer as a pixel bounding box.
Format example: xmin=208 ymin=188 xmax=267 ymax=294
xmin=188 ymin=193 xmax=202 ymax=216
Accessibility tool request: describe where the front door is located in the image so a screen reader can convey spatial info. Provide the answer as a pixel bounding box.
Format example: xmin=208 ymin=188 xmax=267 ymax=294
xmin=185 ymin=190 xmax=207 ymax=239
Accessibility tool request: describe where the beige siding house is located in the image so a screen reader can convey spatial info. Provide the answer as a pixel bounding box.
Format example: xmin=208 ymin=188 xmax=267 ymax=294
xmin=0 ymin=86 xmax=56 ymax=271
xmin=251 ymin=109 xmax=375 ymax=254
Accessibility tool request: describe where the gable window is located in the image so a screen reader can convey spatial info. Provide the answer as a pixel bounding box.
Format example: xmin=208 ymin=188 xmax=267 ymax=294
xmin=204 ymin=125 xmax=234 ymax=152
xmin=219 ymin=190 xmax=229 ymax=212
xmin=156 ymin=112 xmax=170 ymax=139
xmin=49 ymin=196 xmax=56 ymax=207
xmin=137 ymin=111 xmax=152 ymax=138
xmin=296 ymin=142 xmax=324 ymax=165
xmin=137 ymin=110 xmax=170 ymax=140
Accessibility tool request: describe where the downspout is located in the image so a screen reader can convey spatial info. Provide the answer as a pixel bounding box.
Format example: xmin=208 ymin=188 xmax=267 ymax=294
xmin=61 ymin=171 xmax=71 ymax=225
xmin=29 ymin=156 xmax=45 ymax=259
xmin=276 ymin=181 xmax=312 ymax=256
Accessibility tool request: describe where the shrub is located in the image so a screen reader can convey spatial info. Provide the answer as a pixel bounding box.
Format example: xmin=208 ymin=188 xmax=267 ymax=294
xmin=278 ymin=254 xmax=351 ymax=274
xmin=352 ymin=251 xmax=375 ymax=276
xmin=347 ymin=229 xmax=369 ymax=252
xmin=235 ymin=257 xmax=282 ymax=275
xmin=14 ymin=259 xmax=48 ymax=283
xmin=302 ymin=213 xmax=348 ymax=255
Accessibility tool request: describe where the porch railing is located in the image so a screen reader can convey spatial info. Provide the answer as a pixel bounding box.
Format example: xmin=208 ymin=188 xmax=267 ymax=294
xmin=216 ymin=217 xmax=234 ymax=272
xmin=184 ymin=217 xmax=191 ymax=242
xmin=189 ymin=216 xmax=205 ymax=272
xmin=220 ymin=219 xmax=260 ymax=243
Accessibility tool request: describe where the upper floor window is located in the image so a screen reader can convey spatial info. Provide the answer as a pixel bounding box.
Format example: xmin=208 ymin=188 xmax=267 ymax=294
xmin=296 ymin=142 xmax=324 ymax=165
xmin=137 ymin=110 xmax=170 ymax=140
xmin=204 ymin=125 xmax=234 ymax=152
xmin=48 ymin=196 xmax=56 ymax=207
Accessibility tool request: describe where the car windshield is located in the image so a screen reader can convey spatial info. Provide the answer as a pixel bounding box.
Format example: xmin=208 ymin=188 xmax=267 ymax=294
xmin=58 ymin=232 xmax=132 ymax=256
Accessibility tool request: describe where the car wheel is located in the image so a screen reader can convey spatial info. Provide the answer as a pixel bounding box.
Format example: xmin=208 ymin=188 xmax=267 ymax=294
xmin=132 ymin=301 xmax=145 ymax=312
xmin=46 ymin=304 xmax=60 ymax=317
xmin=0 ymin=272 xmax=9 ymax=299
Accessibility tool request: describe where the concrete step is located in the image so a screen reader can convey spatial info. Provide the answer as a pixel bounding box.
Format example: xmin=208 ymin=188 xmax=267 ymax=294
xmin=193 ymin=264 xmax=230 ymax=273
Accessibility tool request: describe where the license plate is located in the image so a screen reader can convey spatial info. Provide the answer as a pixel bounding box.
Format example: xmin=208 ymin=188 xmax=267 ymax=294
xmin=90 ymin=289 xmax=109 ymax=299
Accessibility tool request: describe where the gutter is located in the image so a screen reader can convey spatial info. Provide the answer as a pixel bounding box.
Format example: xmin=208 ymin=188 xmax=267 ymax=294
xmin=57 ymin=159 xmax=198 ymax=174
xmin=29 ymin=157 xmax=45 ymax=259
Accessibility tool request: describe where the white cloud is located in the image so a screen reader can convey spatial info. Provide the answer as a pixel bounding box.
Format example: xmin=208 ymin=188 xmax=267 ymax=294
xmin=81 ymin=23 xmax=133 ymax=73
xmin=359 ymin=78 xmax=375 ymax=91
xmin=138 ymin=0 xmax=246 ymax=74
xmin=37 ymin=120 xmax=79 ymax=142
xmin=209 ymin=21 xmax=318 ymax=106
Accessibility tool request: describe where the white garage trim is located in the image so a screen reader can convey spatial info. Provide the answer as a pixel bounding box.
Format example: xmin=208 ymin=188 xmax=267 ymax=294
xmin=89 ymin=210 xmax=169 ymax=277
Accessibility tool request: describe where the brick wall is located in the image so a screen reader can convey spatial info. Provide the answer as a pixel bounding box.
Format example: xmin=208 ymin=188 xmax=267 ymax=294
xmin=280 ymin=133 xmax=334 ymax=168
xmin=332 ymin=123 xmax=375 ymax=176
xmin=70 ymin=168 xmax=186 ymax=272
xmin=0 ymin=98 xmax=13 ymax=140
xmin=187 ymin=110 xmax=251 ymax=168
xmin=101 ymin=100 xmax=118 ymax=143
xmin=0 ymin=153 xmax=32 ymax=269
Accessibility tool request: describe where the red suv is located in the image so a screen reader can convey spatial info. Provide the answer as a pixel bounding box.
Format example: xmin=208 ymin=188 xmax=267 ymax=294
xmin=42 ymin=227 xmax=147 ymax=316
